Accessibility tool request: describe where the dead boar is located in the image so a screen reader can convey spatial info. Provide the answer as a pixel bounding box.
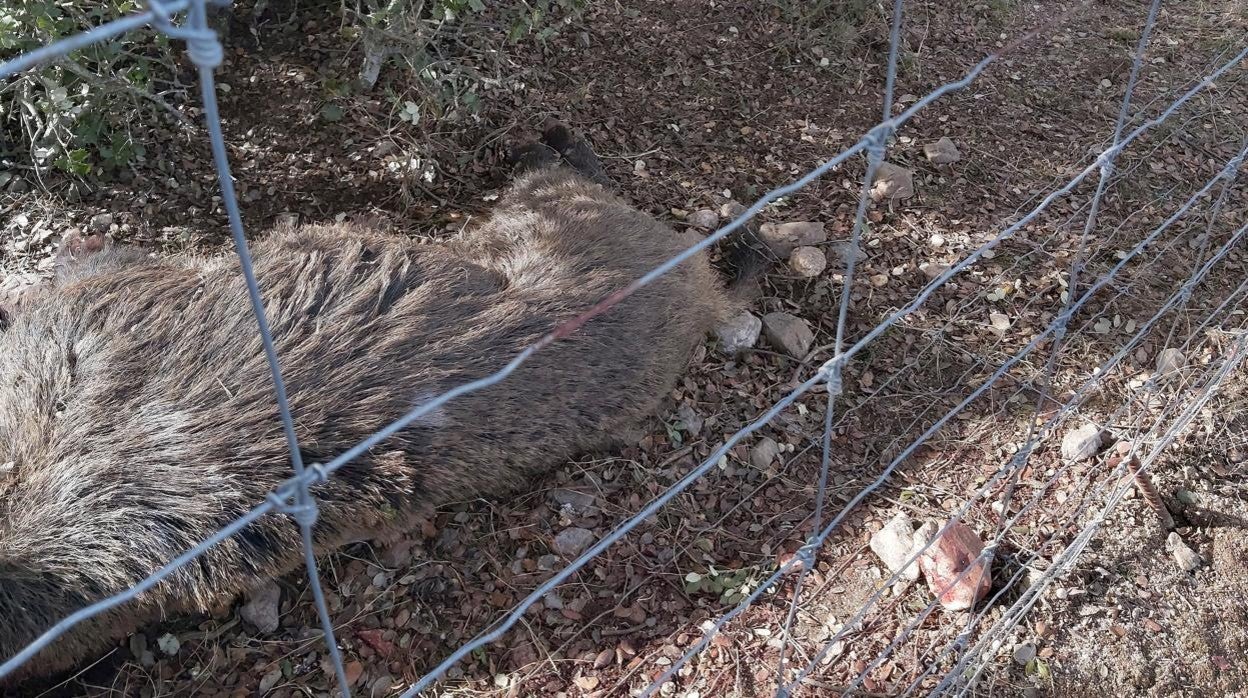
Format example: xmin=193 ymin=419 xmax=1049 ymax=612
xmin=0 ymin=121 xmax=761 ymax=687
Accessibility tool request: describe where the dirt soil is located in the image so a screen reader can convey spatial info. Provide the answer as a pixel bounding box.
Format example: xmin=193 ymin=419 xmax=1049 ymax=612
xmin=3 ymin=1 xmax=1248 ymax=697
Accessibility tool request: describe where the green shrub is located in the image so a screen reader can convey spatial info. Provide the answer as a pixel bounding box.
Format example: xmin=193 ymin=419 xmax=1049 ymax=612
xmin=0 ymin=0 xmax=589 ymax=184
xmin=0 ymin=1 xmax=177 ymax=178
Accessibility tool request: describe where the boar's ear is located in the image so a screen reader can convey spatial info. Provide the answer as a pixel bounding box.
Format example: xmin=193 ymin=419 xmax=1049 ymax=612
xmin=53 ymin=230 xmax=107 ymax=281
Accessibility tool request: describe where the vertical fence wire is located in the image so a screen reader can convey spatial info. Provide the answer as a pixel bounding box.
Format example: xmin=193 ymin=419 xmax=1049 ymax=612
xmin=149 ymin=0 xmax=354 ymax=692
xmin=772 ymin=1 xmax=908 ymax=689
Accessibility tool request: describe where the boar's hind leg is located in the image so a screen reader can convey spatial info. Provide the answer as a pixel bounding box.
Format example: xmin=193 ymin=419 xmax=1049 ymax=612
xmin=540 ymin=118 xmax=612 ymax=187
xmin=508 ymin=141 xmax=560 ymax=177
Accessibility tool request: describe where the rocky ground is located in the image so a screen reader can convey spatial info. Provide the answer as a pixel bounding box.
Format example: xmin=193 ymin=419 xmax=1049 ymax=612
xmin=3 ymin=1 xmax=1248 ymax=697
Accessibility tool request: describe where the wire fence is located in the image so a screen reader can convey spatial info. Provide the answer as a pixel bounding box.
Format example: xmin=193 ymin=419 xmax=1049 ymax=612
xmin=0 ymin=0 xmax=1245 ymax=696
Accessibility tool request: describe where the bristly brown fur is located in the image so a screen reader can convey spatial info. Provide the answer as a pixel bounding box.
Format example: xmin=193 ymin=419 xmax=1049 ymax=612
xmin=0 ymin=160 xmax=740 ymax=686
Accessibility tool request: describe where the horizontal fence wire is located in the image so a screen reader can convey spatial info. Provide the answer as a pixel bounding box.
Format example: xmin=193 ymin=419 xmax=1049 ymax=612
xmin=0 ymin=0 xmax=1244 ymax=696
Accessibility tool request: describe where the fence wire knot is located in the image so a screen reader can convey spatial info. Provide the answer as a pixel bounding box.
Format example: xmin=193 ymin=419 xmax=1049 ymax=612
xmin=266 ymin=489 xmax=321 ymax=527
xmin=794 ymin=541 xmax=819 ymax=570
xmin=865 ymin=122 xmax=895 ymax=156
xmin=145 ymin=0 xmax=224 ymax=69
xmin=1095 ymin=144 xmax=1123 ymax=178
xmin=820 ymin=355 xmax=845 ymax=396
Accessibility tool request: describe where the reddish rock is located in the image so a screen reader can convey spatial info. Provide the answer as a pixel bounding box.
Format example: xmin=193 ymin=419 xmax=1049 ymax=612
xmin=919 ymin=522 xmax=991 ymax=611
xmin=357 ymin=629 xmax=395 ymax=657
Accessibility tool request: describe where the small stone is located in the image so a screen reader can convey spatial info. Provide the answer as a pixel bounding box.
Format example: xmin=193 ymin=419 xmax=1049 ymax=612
xmin=870 ymin=162 xmax=915 ymax=202
xmin=716 ymin=310 xmax=763 ymax=354
xmin=89 ymin=212 xmax=115 ymax=232
xmin=870 ymin=273 xmax=889 ymax=288
xmin=1013 ymin=642 xmax=1036 ymax=665
xmin=761 ymin=312 xmax=814 ymax=358
xmin=1166 ymin=532 xmax=1203 ymax=572
xmin=240 ymin=580 xmax=282 ymax=633
xmin=1061 ymin=423 xmax=1103 ymax=461
xmin=989 ymin=312 xmax=1011 ymax=332
xmin=1155 ymin=348 xmax=1186 ymax=379
xmin=789 ymin=246 xmax=827 ymax=277
xmin=757 ymin=221 xmax=827 ymax=257
xmin=550 ymin=488 xmax=595 ymax=510
xmin=923 ymin=137 xmax=962 ymax=165
xmin=868 ymin=513 xmax=922 ymax=581
xmin=686 ymin=209 xmax=720 ymax=229
xmin=919 ymin=522 xmax=991 ymax=611
xmin=750 ymin=437 xmax=782 ymax=469
xmin=553 ymin=527 xmax=596 ymax=557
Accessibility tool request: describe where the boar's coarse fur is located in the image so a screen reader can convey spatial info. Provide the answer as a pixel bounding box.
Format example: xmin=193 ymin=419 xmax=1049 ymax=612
xmin=0 ymin=127 xmax=749 ymax=687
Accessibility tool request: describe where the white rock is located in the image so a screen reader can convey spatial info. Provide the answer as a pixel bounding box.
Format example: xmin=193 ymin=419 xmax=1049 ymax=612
xmin=757 ymin=221 xmax=827 ymax=257
xmin=240 ymin=580 xmax=282 ymax=633
xmin=1061 ymin=423 xmax=1103 ymax=461
xmin=686 ymin=209 xmax=720 ymax=229
xmin=789 ymin=246 xmax=827 ymax=277
xmin=716 ymin=311 xmax=762 ymax=354
xmin=1155 ymin=348 xmax=1186 ymax=379
xmin=553 ymin=527 xmax=596 ymax=557
xmin=924 ymin=137 xmax=962 ymax=165
xmin=762 ymin=312 xmax=814 ymax=358
xmin=1166 ymin=532 xmax=1203 ymax=572
xmin=869 ymin=513 xmax=922 ymax=581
